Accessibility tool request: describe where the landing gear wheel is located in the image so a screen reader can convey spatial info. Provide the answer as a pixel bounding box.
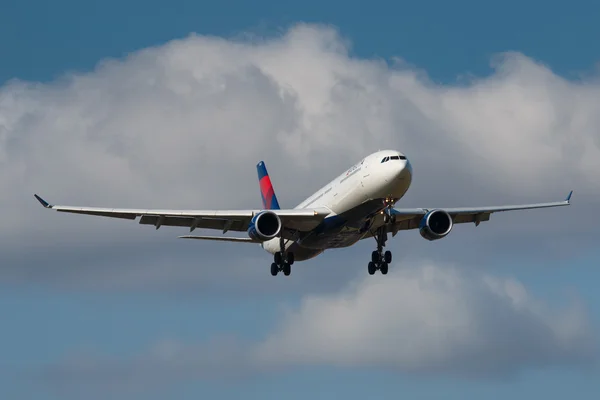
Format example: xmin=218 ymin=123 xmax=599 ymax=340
xmin=287 ymin=252 xmax=295 ymax=265
xmin=368 ymin=225 xmax=392 ymax=276
xmin=371 ymin=251 xmax=380 ymax=263
xmin=368 ymin=261 xmax=376 ymax=275
xmin=282 ymin=262 xmax=291 ymax=276
xmin=384 ymin=250 xmax=392 ymax=264
xmin=380 ymin=262 xmax=388 ymax=275
xmin=270 ymin=263 xmax=279 ymax=276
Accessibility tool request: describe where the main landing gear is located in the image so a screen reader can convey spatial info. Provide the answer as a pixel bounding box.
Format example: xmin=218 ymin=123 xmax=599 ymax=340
xmin=368 ymin=199 xmax=395 ymax=275
xmin=368 ymin=226 xmax=392 ymax=275
xmin=271 ymin=237 xmax=294 ymax=277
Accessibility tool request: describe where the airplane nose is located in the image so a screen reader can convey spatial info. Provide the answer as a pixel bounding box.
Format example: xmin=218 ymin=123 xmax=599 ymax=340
xmin=396 ymin=160 xmax=411 ymax=183
xmin=402 ymin=159 xmax=412 ymax=180
xmin=384 ymin=160 xmax=411 ymax=183
xmin=379 ymin=160 xmax=412 ymax=198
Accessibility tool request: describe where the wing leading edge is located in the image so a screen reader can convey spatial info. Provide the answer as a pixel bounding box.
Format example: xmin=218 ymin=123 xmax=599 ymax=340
xmin=33 ymin=194 xmax=331 ymax=236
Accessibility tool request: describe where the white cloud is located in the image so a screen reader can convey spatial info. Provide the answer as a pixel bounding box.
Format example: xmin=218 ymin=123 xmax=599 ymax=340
xmin=254 ymin=263 xmax=595 ymax=376
xmin=0 ymin=23 xmax=599 ymax=289
xmin=37 ymin=263 xmax=596 ymax=388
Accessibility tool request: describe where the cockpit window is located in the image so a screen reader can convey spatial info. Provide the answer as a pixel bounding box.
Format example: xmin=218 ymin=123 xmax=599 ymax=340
xmin=382 ymin=155 xmax=406 ymax=162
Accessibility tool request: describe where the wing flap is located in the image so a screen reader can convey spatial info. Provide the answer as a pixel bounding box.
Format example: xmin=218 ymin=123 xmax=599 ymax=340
xmin=138 ymin=215 xmax=248 ymax=231
xmin=452 ymin=212 xmax=491 ymax=224
xmin=178 ymin=235 xmax=260 ymax=243
xmin=55 ymin=208 xmax=138 ymax=220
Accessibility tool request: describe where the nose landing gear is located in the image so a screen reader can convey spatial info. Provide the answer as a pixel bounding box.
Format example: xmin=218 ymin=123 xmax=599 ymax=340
xmin=382 ymin=197 xmax=396 ymax=224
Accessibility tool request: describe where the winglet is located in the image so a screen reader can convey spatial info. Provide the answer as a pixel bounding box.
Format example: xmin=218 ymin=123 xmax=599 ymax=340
xmin=33 ymin=194 xmax=52 ymax=208
xmin=566 ymin=190 xmax=574 ymax=203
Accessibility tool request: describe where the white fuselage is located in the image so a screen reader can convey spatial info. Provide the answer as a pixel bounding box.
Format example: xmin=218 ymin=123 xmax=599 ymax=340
xmin=262 ymin=150 xmax=413 ymax=258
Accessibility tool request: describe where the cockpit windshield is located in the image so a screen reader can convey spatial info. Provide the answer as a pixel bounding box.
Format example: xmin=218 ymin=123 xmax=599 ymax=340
xmin=381 ymin=154 xmax=406 ymax=163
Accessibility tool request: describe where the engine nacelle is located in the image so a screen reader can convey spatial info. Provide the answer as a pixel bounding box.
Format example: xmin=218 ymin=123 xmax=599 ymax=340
xmin=247 ymin=211 xmax=282 ymax=242
xmin=419 ymin=209 xmax=453 ymax=241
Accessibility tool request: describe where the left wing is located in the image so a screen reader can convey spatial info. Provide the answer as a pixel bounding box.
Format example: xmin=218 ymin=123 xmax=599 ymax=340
xmin=33 ymin=194 xmax=330 ymax=238
xmin=376 ymin=191 xmax=573 ymax=235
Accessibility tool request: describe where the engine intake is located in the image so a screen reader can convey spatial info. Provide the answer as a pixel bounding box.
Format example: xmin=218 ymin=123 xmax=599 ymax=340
xmin=247 ymin=211 xmax=282 ymax=242
xmin=419 ymin=209 xmax=453 ymax=241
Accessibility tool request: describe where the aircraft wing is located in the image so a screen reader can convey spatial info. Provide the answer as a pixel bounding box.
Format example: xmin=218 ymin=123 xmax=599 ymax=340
xmin=376 ymin=191 xmax=573 ymax=235
xmin=33 ymin=194 xmax=330 ymax=237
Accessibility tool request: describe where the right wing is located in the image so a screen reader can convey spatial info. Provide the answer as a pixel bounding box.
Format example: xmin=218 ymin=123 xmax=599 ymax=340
xmin=33 ymin=194 xmax=331 ymax=238
xmin=370 ymin=191 xmax=573 ymax=236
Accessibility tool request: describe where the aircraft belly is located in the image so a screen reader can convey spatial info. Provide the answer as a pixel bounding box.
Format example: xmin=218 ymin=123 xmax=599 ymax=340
xmin=287 ymin=242 xmax=323 ymax=261
xmin=299 ymin=229 xmax=366 ymax=249
xmin=297 ymin=198 xmax=385 ymax=250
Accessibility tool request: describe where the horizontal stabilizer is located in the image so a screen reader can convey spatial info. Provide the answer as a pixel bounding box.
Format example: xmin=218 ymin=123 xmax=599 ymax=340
xmin=178 ymin=235 xmax=260 ymax=243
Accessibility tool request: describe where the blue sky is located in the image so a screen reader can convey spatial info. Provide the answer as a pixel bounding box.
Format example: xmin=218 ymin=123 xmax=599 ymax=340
xmin=1 ymin=1 xmax=599 ymax=399
xmin=2 ymin=0 xmax=599 ymax=85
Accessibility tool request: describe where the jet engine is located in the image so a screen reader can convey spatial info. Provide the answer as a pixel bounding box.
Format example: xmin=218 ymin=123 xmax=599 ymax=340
xmin=247 ymin=211 xmax=282 ymax=242
xmin=419 ymin=209 xmax=453 ymax=241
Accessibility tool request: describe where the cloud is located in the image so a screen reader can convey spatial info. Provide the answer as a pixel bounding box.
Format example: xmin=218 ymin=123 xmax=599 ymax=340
xmin=35 ymin=263 xmax=596 ymax=390
xmin=255 ymin=263 xmax=596 ymax=377
xmin=1 ymin=23 xmax=599 ymax=291
xmin=3 ymin=23 xmax=599 ymax=400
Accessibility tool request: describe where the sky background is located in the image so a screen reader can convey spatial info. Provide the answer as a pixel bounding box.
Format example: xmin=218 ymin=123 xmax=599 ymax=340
xmin=1 ymin=0 xmax=600 ymax=399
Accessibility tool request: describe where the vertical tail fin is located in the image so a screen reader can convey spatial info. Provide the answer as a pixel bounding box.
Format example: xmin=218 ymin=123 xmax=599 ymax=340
xmin=257 ymin=161 xmax=281 ymax=210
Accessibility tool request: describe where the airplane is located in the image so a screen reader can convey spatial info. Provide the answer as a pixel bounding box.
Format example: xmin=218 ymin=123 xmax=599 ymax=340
xmin=34 ymin=150 xmax=573 ymax=277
